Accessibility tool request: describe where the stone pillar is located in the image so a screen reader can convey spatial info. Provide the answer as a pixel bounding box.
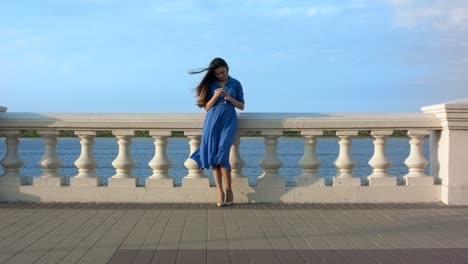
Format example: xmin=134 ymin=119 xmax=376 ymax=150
xmin=368 ymin=130 xmax=396 ymax=186
xmin=404 ymin=129 xmax=433 ymax=186
xmin=423 ymin=98 xmax=468 ymax=204
xmin=297 ymin=130 xmax=324 ymax=186
xmin=108 ymin=130 xmax=136 ymax=187
xmin=183 ymin=132 xmax=208 ymax=187
xmin=71 ymin=131 xmax=99 ymax=187
xmin=257 ymin=131 xmax=284 ymax=187
xmin=333 ymin=130 xmax=360 ymax=186
xmin=146 ymin=130 xmax=173 ymax=187
xmin=33 ymin=130 xmax=65 ymax=186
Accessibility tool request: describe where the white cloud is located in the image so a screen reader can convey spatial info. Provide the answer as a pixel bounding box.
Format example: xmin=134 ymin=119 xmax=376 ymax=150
xmin=272 ymin=6 xmax=339 ymax=17
xmin=305 ymin=8 xmax=318 ymax=16
xmin=145 ymin=1 xmax=197 ymax=14
xmin=388 ymin=0 xmax=468 ymax=31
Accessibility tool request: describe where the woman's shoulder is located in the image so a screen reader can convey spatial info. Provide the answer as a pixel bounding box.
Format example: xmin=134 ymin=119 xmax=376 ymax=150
xmin=228 ymin=76 xmax=242 ymax=86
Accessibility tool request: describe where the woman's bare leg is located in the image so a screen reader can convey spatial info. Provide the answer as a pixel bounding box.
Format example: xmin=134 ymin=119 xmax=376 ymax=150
xmin=221 ymin=167 xmax=233 ymax=205
xmin=213 ymin=165 xmax=225 ymax=206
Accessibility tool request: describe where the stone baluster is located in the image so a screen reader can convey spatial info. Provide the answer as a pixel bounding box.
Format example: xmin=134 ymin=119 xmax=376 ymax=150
xmin=109 ymin=130 xmax=136 ymax=187
xmin=333 ymin=130 xmax=360 ymax=186
xmin=146 ymin=131 xmax=173 ymax=187
xmin=183 ymin=132 xmax=208 ymax=187
xmin=368 ymin=130 xmax=396 ymax=186
xmin=257 ymin=131 xmax=284 ymax=187
xmin=71 ymin=131 xmax=99 ymax=187
xmin=229 ymin=133 xmax=246 ymax=178
xmin=0 ymin=131 xmax=24 ymax=183
xmin=34 ymin=130 xmax=65 ymax=186
xmin=229 ymin=132 xmax=250 ymax=193
xmin=297 ymin=130 xmax=324 ymax=186
xmin=404 ymin=130 xmax=433 ymax=186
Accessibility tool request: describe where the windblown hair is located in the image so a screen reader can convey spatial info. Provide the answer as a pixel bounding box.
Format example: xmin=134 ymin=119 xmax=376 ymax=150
xmin=189 ymin=58 xmax=229 ymax=108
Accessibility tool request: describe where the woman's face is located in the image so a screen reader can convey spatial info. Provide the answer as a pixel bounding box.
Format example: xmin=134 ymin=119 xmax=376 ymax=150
xmin=214 ymin=66 xmax=228 ymax=81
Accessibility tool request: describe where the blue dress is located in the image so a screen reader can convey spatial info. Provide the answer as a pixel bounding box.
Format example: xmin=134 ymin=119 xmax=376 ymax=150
xmin=190 ymin=76 xmax=245 ymax=170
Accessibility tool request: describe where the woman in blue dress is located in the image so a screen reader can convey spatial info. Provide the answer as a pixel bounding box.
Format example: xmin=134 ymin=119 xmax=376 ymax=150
xmin=189 ymin=58 xmax=245 ymax=207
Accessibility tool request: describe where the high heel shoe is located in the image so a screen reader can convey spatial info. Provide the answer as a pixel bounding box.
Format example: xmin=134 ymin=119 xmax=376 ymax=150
xmin=225 ymin=190 xmax=234 ymax=206
xmin=217 ymin=192 xmax=225 ymax=207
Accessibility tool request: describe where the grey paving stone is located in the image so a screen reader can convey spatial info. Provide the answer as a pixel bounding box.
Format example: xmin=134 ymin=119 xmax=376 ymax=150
xmin=35 ymin=210 xmax=116 ymax=264
xmin=5 ymin=209 xmax=98 ymax=264
xmin=0 ymin=209 xmax=77 ymax=263
xmin=59 ymin=210 xmax=125 ymax=264
xmin=0 ymin=203 xmax=467 ymax=264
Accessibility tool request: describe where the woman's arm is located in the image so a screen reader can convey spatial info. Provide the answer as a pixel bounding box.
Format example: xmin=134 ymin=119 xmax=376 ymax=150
xmin=225 ymin=81 xmax=245 ymax=110
xmin=225 ymin=94 xmax=245 ymax=110
xmin=204 ymin=88 xmax=224 ymax=111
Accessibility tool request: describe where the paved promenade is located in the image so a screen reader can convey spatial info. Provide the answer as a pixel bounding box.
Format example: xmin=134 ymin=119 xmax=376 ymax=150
xmin=0 ymin=202 xmax=468 ymax=264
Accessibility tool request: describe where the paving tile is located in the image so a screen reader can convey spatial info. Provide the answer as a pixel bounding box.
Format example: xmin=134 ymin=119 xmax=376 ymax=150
xmin=35 ymin=209 xmax=116 ymax=264
xmin=131 ymin=249 xmax=155 ymax=264
xmin=177 ymin=209 xmax=207 ymax=263
xmin=152 ymin=209 xmax=188 ymax=263
xmin=77 ymin=209 xmax=146 ymax=263
xmin=0 ymin=209 xmax=77 ymax=263
xmin=6 ymin=209 xmax=98 ymax=264
xmin=59 ymin=210 xmax=124 ymax=264
xmin=0 ymin=209 xmax=57 ymax=243
xmin=255 ymin=210 xmax=304 ymax=263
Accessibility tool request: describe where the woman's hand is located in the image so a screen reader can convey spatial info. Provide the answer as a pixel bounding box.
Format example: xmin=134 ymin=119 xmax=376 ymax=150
xmin=223 ymin=91 xmax=232 ymax=101
xmin=214 ymin=88 xmax=224 ymax=99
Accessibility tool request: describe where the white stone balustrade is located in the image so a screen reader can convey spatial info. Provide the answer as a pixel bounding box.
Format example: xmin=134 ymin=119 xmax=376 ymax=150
xmin=404 ymin=129 xmax=433 ymax=186
xmin=109 ymin=130 xmax=137 ymax=187
xmin=146 ymin=130 xmax=173 ymax=187
xmin=71 ymin=131 xmax=99 ymax=187
xmin=333 ymin=130 xmax=360 ymax=186
xmin=34 ymin=130 xmax=65 ymax=186
xmin=297 ymin=130 xmax=324 ymax=186
xmin=1 ymin=98 xmax=468 ymax=204
xmin=257 ymin=131 xmax=284 ymax=187
xmin=368 ymin=130 xmax=396 ymax=186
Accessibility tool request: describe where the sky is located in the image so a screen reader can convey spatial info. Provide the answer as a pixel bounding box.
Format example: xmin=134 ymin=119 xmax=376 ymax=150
xmin=1 ymin=0 xmax=467 ymax=113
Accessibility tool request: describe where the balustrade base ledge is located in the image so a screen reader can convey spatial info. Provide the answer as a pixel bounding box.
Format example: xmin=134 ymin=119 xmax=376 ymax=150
xmin=405 ymin=176 xmax=434 ymax=186
xmin=369 ymin=177 xmax=397 ymax=187
xmin=33 ymin=177 xmax=66 ymax=187
xmin=333 ymin=178 xmax=361 ymax=187
xmin=108 ymin=178 xmax=137 ymax=187
xmin=0 ymin=185 xmax=442 ymax=203
xmin=441 ymin=185 xmax=468 ymax=205
xmin=70 ymin=177 xmax=99 ymax=187
xmin=231 ymin=177 xmax=249 ymax=188
xmin=257 ymin=173 xmax=285 ymax=187
xmin=297 ymin=178 xmax=326 ymax=187
xmin=146 ymin=178 xmax=174 ymax=188
xmin=182 ymin=178 xmax=210 ymax=188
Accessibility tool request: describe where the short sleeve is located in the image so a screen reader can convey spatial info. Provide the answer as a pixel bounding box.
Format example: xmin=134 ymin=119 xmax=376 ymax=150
xmin=236 ymin=81 xmax=245 ymax=104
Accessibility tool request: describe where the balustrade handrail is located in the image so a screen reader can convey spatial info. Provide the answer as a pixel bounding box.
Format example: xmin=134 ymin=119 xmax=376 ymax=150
xmin=0 ymin=112 xmax=441 ymax=131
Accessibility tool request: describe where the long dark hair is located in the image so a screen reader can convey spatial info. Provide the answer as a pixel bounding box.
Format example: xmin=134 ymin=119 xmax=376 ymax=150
xmin=189 ymin=57 xmax=229 ymax=108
